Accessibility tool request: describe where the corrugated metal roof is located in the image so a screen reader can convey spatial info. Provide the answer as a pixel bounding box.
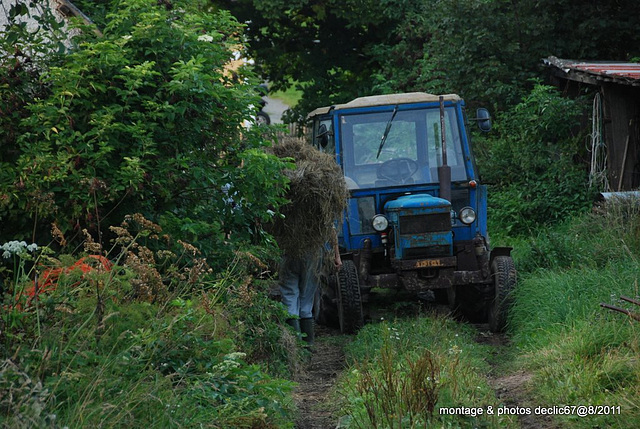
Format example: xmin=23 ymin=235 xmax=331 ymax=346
xmin=543 ymin=56 xmax=640 ymax=86
xmin=571 ymin=63 xmax=640 ymax=79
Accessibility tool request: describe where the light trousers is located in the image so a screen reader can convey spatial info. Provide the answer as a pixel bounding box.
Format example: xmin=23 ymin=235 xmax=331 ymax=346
xmin=279 ymin=254 xmax=320 ymax=319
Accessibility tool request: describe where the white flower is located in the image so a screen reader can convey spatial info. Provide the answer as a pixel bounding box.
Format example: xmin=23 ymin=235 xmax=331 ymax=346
xmin=198 ymin=35 xmax=214 ymax=42
xmin=225 ymin=352 xmax=247 ymax=361
xmin=1 ymin=240 xmax=38 ymax=257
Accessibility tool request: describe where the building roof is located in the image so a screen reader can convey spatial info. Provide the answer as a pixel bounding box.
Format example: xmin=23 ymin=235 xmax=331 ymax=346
xmin=543 ymin=56 xmax=640 ymax=87
xmin=308 ymin=92 xmax=461 ymax=118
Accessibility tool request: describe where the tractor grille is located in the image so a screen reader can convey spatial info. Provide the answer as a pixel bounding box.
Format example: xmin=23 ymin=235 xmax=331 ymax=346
xmin=399 ymin=213 xmax=450 ymax=234
xmin=404 ymin=245 xmax=451 ymax=259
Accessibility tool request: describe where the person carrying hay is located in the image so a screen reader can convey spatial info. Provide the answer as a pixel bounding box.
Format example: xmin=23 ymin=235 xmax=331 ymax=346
xmin=268 ymin=138 xmax=348 ymax=347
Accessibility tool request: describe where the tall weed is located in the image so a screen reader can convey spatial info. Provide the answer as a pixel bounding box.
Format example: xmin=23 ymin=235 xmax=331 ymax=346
xmin=0 ymin=218 xmax=296 ymax=428
xmin=338 ymin=317 xmax=515 ymax=428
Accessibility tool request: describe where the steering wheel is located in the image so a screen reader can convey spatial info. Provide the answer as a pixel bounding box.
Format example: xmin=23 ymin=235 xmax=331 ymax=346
xmin=376 ymin=157 xmax=419 ymax=184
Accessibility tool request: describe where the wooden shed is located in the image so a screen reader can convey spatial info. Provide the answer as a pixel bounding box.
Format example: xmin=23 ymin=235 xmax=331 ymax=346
xmin=543 ymin=56 xmax=640 ymax=191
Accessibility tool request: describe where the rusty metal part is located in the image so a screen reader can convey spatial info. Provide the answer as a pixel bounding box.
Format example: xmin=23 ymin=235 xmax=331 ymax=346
xmin=473 ymin=235 xmax=490 ymax=278
xmin=367 ymin=273 xmax=398 ymax=289
xmin=620 ymin=295 xmax=640 ymax=307
xmin=600 ymin=303 xmax=640 ymax=322
xmin=397 ymin=269 xmax=490 ymax=292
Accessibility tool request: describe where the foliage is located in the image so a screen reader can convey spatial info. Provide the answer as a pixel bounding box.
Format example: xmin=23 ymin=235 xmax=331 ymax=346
xmin=370 ymin=0 xmax=548 ymax=109
xmin=338 ymin=317 xmax=513 ymax=428
xmin=0 ymin=0 xmax=289 ymax=259
xmin=513 ymin=199 xmax=640 ymax=273
xmin=479 ymin=84 xmax=593 ymax=234
xmin=0 ymin=220 xmax=296 ymax=428
xmin=213 ymin=0 xmax=394 ymax=122
xmin=0 ymin=0 xmax=68 ymax=168
xmin=214 ymin=0 xmax=640 ymax=120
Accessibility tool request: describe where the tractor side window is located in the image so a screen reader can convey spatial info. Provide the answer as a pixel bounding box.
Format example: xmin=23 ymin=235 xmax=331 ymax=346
xmin=426 ymin=109 xmax=466 ymax=180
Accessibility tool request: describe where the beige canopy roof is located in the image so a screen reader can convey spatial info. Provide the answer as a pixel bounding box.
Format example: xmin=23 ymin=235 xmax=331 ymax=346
xmin=307 ymin=92 xmax=462 ymax=118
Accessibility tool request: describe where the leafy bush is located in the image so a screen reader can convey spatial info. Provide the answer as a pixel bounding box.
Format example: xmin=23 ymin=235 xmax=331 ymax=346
xmin=480 ymin=84 xmax=593 ymax=234
xmin=0 ymin=0 xmax=288 ymax=258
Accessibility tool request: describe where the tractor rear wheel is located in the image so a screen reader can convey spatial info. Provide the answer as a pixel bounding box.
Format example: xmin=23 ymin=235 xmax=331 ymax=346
xmin=314 ymin=271 xmax=339 ymax=328
xmin=337 ymin=260 xmax=364 ymax=334
xmin=488 ymin=256 xmax=516 ymax=332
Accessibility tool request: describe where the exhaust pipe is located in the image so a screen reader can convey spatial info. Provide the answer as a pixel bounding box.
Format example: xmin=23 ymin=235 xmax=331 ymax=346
xmin=438 ymin=95 xmax=451 ymax=202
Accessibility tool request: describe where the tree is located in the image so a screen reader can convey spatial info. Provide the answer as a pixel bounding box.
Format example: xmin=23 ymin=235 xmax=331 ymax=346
xmin=213 ymin=0 xmax=395 ymax=121
xmin=378 ymin=0 xmax=640 ymax=109
xmin=216 ymin=0 xmax=640 ymax=117
xmin=480 ymin=84 xmax=593 ymax=233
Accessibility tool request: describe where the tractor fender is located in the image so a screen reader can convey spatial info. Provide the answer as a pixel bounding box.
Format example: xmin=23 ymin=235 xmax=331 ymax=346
xmin=489 ymin=246 xmax=512 ymax=265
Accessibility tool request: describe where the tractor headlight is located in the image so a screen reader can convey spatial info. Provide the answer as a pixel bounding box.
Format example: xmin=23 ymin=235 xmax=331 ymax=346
xmin=372 ymin=214 xmax=389 ymax=232
xmin=459 ymin=207 xmax=476 ymax=225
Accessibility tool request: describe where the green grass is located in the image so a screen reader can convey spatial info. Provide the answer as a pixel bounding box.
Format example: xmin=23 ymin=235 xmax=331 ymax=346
xmin=335 ymin=316 xmax=517 ymax=428
xmin=505 ymin=205 xmax=640 ymax=428
xmin=336 ymin=203 xmax=640 ymax=428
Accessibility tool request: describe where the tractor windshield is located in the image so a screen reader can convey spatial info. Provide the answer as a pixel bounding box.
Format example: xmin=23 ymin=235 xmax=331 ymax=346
xmin=339 ymin=107 xmax=468 ymax=189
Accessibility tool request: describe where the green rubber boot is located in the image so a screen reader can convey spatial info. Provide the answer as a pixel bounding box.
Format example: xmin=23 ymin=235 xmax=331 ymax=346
xmin=285 ymin=318 xmax=300 ymax=333
xmin=300 ymin=318 xmax=315 ymax=347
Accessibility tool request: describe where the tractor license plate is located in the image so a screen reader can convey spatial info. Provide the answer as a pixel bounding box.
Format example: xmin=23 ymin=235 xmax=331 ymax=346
xmin=415 ymin=259 xmax=445 ymax=268
xmin=392 ymin=256 xmax=456 ymax=271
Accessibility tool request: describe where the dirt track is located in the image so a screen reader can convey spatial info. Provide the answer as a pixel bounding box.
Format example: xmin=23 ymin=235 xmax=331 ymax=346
xmin=293 ymin=325 xmax=347 ymax=429
xmin=475 ymin=325 xmax=559 ymax=429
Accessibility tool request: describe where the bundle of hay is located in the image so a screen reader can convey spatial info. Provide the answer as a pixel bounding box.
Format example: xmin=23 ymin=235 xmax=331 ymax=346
xmin=268 ymin=137 xmax=348 ymax=258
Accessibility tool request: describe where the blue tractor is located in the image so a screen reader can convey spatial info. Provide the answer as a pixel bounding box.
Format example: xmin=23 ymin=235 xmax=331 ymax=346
xmin=308 ymin=93 xmax=516 ymax=333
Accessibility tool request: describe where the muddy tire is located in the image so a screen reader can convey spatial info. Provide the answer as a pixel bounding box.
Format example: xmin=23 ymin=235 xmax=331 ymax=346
xmin=488 ymin=256 xmax=516 ymax=333
xmin=337 ymin=260 xmax=364 ymax=334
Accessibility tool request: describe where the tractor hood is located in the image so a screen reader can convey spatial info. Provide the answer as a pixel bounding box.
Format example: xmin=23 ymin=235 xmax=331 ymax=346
xmin=384 ymin=194 xmax=451 ymax=213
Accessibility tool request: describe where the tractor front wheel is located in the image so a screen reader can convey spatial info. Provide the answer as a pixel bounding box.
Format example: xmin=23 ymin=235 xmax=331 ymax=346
xmin=337 ymin=260 xmax=364 ymax=334
xmin=488 ymin=256 xmax=517 ymax=333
